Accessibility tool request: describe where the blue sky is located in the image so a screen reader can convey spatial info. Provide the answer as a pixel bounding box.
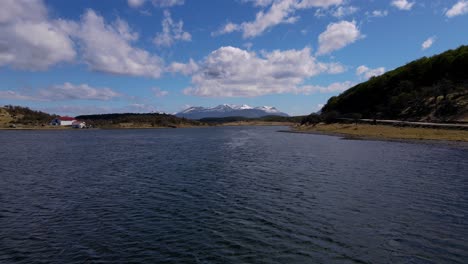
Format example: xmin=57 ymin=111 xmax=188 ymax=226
xmin=0 ymin=0 xmax=467 ymax=116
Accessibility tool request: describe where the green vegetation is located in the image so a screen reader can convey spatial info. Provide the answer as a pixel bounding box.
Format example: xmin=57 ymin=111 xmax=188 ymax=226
xmin=321 ymin=45 xmax=468 ymax=122
xmin=76 ymin=113 xmax=201 ymax=128
xmin=1 ymin=105 xmax=56 ymax=126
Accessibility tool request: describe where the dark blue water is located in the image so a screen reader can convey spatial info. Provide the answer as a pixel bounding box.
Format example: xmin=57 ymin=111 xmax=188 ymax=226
xmin=1 ymin=126 xmax=467 ymax=263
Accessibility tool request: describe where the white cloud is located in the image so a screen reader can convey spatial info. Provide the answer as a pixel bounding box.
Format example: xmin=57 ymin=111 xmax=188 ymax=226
xmin=317 ymin=20 xmax=362 ymax=56
xmin=76 ymin=9 xmax=163 ymax=78
xmin=295 ymin=0 xmax=343 ymax=8
xmin=152 ymin=0 xmax=184 ymax=7
xmin=369 ymin=10 xmax=388 ymax=17
xmin=166 ymin=59 xmax=199 ymax=75
xmin=356 ymin=65 xmax=385 ymax=79
xmin=240 ymin=0 xmax=299 ymax=38
xmin=332 ymin=6 xmax=358 ymax=18
xmin=0 ymin=1 xmax=164 ymax=77
xmin=0 ymin=83 xmax=121 ymax=101
xmin=127 ymin=0 xmax=185 ymax=9
xmin=42 ymin=104 xmax=161 ymax=116
xmin=215 ymin=0 xmax=343 ymax=38
xmin=212 ymin=22 xmax=240 ymax=36
xmin=182 ymin=46 xmax=345 ymax=97
xmin=0 ymin=90 xmax=39 ymax=101
xmin=152 ymin=87 xmax=169 ymax=97
xmin=153 ymin=10 xmax=191 ymax=47
xmin=0 ymin=0 xmax=76 ymax=70
xmin=243 ymin=42 xmax=254 ymax=50
xmin=421 ymin=36 xmax=436 ymax=50
xmin=38 ymin=83 xmax=121 ymax=101
xmin=446 ymin=1 xmax=468 ymax=17
xmin=391 ymin=0 xmax=415 ymax=11
xmin=128 ymin=0 xmax=146 ymax=8
xmin=242 ymin=0 xmax=275 ymax=7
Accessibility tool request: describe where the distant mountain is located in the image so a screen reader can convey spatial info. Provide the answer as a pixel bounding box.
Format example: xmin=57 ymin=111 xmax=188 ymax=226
xmin=176 ymin=104 xmax=289 ymax=119
xmin=322 ymin=45 xmax=468 ymax=122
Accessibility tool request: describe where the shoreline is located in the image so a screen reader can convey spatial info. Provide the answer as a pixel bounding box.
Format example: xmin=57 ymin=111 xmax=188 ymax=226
xmin=287 ymin=123 xmax=468 ymax=145
xmin=0 ymin=122 xmax=292 ymax=131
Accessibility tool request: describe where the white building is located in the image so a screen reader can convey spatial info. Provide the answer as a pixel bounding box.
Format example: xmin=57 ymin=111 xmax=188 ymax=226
xmin=71 ymin=121 xmax=86 ymax=129
xmin=50 ymin=116 xmax=76 ymax=126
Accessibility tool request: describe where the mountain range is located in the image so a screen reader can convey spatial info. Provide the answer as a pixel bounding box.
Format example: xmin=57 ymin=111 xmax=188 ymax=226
xmin=176 ymin=104 xmax=289 ymax=119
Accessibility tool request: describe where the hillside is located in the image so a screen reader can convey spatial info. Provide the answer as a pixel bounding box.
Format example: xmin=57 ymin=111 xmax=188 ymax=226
xmin=0 ymin=105 xmax=57 ymax=127
xmin=322 ymin=45 xmax=468 ymax=122
xmin=75 ymin=113 xmax=202 ymax=128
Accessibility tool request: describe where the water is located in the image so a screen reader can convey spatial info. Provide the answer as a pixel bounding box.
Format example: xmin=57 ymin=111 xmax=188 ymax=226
xmin=1 ymin=126 xmax=467 ymax=263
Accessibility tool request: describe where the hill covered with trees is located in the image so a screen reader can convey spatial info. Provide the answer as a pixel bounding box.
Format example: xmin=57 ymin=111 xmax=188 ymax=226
xmin=76 ymin=113 xmax=201 ymax=128
xmin=0 ymin=105 xmax=57 ymax=126
xmin=322 ymin=45 xmax=468 ymax=122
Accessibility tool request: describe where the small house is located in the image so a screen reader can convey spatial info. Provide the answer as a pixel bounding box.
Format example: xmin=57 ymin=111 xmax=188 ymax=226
xmin=71 ymin=121 xmax=86 ymax=129
xmin=50 ymin=116 xmax=76 ymax=126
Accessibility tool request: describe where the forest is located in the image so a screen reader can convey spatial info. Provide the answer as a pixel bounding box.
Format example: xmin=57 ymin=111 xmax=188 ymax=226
xmin=321 ymin=45 xmax=468 ymax=122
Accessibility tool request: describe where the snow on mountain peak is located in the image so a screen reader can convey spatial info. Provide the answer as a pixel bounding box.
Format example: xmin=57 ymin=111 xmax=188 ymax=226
xmin=176 ymin=104 xmax=288 ymax=119
xmin=255 ymin=106 xmax=279 ymax=113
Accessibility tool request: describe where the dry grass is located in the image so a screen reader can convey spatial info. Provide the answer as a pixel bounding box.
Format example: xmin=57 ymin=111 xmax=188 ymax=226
xmin=297 ymin=123 xmax=468 ymax=142
xmin=0 ymin=108 xmax=13 ymax=125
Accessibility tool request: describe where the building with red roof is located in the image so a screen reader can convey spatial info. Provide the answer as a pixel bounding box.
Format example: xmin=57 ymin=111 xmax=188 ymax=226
xmin=50 ymin=116 xmax=76 ymax=126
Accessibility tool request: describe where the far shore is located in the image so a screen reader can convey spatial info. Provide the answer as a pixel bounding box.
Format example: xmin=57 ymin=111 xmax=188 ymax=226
xmin=291 ymin=123 xmax=468 ymax=143
xmin=4 ymin=122 xmax=468 ymax=145
xmin=0 ymin=121 xmax=295 ymax=130
xmin=216 ymin=121 xmax=296 ymax=126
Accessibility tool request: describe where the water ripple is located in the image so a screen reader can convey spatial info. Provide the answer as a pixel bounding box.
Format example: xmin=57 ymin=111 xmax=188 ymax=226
xmin=0 ymin=127 xmax=467 ymax=263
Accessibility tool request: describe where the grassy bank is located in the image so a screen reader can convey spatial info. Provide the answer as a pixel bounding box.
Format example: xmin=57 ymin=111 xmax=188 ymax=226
xmin=295 ymin=123 xmax=468 ymax=142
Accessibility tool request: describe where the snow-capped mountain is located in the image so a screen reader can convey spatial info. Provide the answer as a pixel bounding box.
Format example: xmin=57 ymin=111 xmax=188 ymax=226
xmin=176 ymin=104 xmax=289 ymax=119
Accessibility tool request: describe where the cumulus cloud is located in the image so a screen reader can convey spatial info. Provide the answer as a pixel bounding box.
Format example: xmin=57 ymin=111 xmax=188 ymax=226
xmin=0 ymin=1 xmax=164 ymax=78
xmin=215 ymin=0 xmax=343 ymax=38
xmin=152 ymin=87 xmax=169 ymax=97
xmin=166 ymin=59 xmax=199 ymax=75
xmin=153 ymin=10 xmax=191 ymax=47
xmin=446 ymin=1 xmax=468 ymax=17
xmin=356 ymin=65 xmax=385 ymax=79
xmin=0 ymin=0 xmax=76 ymax=70
xmin=391 ymin=0 xmax=415 ymax=11
xmin=76 ymin=9 xmax=163 ymax=78
xmin=182 ymin=46 xmax=346 ymax=97
xmin=317 ymin=20 xmax=362 ymax=56
xmin=0 ymin=83 xmax=121 ymax=101
xmin=421 ymin=36 xmax=436 ymax=50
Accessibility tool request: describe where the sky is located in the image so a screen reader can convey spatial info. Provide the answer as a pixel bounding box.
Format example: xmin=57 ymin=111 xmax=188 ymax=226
xmin=0 ymin=0 xmax=467 ymax=116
